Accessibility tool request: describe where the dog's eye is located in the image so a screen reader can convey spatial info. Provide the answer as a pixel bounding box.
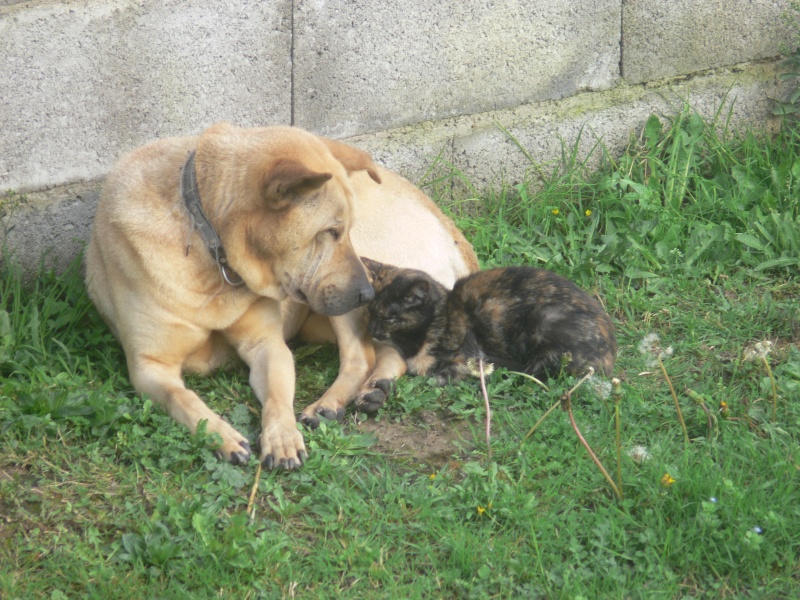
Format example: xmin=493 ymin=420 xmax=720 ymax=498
xmin=327 ymin=228 xmax=341 ymax=241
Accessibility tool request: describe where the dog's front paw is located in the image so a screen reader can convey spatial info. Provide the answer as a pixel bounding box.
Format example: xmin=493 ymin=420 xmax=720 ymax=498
xmin=353 ymin=378 xmax=394 ymax=415
xmin=258 ymin=423 xmax=307 ymax=470
xmin=207 ymin=417 xmax=253 ymax=465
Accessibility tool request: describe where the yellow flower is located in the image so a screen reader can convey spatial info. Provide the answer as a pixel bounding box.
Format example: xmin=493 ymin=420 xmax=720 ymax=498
xmin=719 ymin=401 xmax=729 ymax=417
xmin=661 ymin=473 xmax=676 ymax=488
xmin=585 ymin=209 xmax=592 ymax=217
xmin=551 ymin=208 xmax=559 ymax=216
xmin=477 ymin=505 xmax=486 ymax=515
xmin=429 ymin=473 xmax=437 ymax=480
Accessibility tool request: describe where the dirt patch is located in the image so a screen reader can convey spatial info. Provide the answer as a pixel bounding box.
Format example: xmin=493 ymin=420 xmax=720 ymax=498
xmin=354 ymin=410 xmax=473 ymax=468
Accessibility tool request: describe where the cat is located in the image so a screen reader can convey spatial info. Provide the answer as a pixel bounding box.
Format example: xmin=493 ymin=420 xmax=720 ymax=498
xmin=361 ymin=257 xmax=617 ymax=383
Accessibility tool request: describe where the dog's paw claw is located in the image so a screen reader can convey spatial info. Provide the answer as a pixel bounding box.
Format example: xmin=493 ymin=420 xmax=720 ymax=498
xmin=298 ymin=413 xmax=321 ymax=429
xmin=354 ymin=389 xmax=386 ymax=415
xmin=262 ymin=452 xmax=304 ymax=471
xmin=277 ymin=456 xmax=303 ymax=470
xmin=373 ymin=378 xmax=394 ymax=396
xmin=214 ymin=439 xmax=252 ymax=465
xmin=316 ymin=406 xmax=345 ymax=421
xmin=354 ymin=378 xmax=394 ymax=415
xmin=229 ymin=450 xmax=249 ymax=466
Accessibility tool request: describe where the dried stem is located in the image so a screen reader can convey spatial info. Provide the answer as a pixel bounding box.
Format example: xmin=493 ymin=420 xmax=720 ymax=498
xmin=510 ymin=371 xmax=550 ymax=392
xmin=478 ymin=357 xmax=492 ymax=460
xmin=657 ymin=356 xmax=689 ymax=446
xmin=762 ymin=356 xmax=778 ymax=422
xmin=247 ymin=462 xmax=262 ymax=523
xmin=522 ymin=398 xmax=561 ymax=442
xmin=565 ymin=390 xmax=622 ymax=500
xmin=612 ymin=378 xmax=623 ymax=500
xmin=685 ymin=388 xmax=716 ymax=438
xmin=568 ymin=367 xmax=595 ymax=396
xmin=518 ymin=368 xmax=593 ymax=444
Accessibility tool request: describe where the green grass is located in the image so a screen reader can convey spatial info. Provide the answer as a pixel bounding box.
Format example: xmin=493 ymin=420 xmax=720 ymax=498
xmin=2 ymin=106 xmax=800 ymax=598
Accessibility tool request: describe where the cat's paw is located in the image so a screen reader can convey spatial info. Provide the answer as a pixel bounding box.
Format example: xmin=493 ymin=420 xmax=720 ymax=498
xmin=353 ymin=378 xmax=395 ymax=415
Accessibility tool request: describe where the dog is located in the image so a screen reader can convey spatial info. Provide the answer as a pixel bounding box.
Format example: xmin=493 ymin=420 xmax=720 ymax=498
xmin=85 ymin=122 xmax=478 ymax=469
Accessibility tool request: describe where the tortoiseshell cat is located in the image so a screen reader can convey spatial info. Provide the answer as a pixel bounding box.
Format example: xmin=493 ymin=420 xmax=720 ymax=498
xmin=362 ymin=258 xmax=617 ymax=383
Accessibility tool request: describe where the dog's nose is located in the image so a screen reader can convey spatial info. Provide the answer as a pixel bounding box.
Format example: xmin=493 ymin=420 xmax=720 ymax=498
xmin=358 ymin=283 xmax=375 ymax=305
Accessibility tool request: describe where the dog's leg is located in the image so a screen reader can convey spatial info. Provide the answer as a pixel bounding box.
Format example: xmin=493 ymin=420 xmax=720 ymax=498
xmin=128 ymin=356 xmax=252 ymax=465
xmin=299 ymin=309 xmax=375 ymax=427
xmin=225 ymin=299 xmax=307 ymax=470
xmin=352 ymin=341 xmax=408 ymax=414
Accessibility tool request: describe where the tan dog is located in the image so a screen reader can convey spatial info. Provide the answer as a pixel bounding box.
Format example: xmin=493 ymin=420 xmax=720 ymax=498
xmin=85 ymin=122 xmax=478 ymax=469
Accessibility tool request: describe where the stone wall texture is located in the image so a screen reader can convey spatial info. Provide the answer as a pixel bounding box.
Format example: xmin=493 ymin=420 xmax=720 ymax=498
xmin=0 ymin=0 xmax=794 ymax=271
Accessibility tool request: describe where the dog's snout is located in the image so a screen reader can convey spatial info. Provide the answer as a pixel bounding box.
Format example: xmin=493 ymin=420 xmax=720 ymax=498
xmin=358 ymin=282 xmax=375 ymax=305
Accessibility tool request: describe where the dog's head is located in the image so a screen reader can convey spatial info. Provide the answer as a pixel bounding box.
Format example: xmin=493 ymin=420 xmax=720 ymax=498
xmin=195 ymin=123 xmax=381 ymax=316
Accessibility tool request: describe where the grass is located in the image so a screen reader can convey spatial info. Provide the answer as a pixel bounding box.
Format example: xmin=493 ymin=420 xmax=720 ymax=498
xmin=2 ymin=105 xmax=800 ymax=598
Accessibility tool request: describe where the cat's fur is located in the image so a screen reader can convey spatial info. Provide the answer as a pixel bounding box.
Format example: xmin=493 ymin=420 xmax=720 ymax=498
xmin=362 ymin=258 xmax=617 ymax=382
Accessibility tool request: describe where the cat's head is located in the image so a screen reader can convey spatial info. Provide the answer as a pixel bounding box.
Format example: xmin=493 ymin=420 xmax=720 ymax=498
xmin=360 ymin=257 xmax=444 ymax=341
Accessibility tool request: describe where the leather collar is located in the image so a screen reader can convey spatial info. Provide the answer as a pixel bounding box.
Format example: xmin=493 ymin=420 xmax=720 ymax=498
xmin=181 ymin=151 xmax=245 ymax=287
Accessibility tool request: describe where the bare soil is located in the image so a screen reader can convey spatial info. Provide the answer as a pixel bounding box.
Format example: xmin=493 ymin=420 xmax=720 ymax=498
xmin=354 ymin=410 xmax=473 ymax=467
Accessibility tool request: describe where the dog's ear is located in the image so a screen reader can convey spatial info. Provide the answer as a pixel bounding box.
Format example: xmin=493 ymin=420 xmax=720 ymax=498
xmin=262 ymin=159 xmax=333 ymax=209
xmin=322 ymin=138 xmax=382 ymax=184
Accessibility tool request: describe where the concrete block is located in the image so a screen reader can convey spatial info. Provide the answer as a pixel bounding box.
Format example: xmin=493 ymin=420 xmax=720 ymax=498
xmin=623 ymin=0 xmax=794 ymax=83
xmin=294 ymin=0 xmax=621 ymax=138
xmin=351 ymin=61 xmax=788 ymax=199
xmin=0 ymin=0 xmax=291 ymax=193
xmin=1 ymin=182 xmax=100 ymax=275
xmin=454 ymin=63 xmax=787 ymax=192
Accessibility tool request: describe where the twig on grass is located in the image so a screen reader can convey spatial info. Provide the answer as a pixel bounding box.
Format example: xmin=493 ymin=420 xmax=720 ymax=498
xmin=611 ymin=378 xmax=624 ymax=500
xmin=247 ymin=462 xmax=262 ymax=523
xmin=522 ymin=398 xmax=561 ymax=443
xmin=565 ymin=380 xmax=622 ymax=501
xmin=640 ymin=334 xmax=688 ymax=446
xmin=478 ymin=357 xmax=492 ymax=461
xmin=510 ymin=371 xmax=551 ymax=393
xmin=658 ymin=356 xmax=690 ymax=447
xmin=762 ymin=356 xmax=779 ymax=422
xmin=686 ymin=388 xmax=717 ymax=439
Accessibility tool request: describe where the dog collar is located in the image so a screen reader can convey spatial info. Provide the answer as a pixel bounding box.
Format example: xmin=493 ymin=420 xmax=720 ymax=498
xmin=181 ymin=151 xmax=245 ymax=287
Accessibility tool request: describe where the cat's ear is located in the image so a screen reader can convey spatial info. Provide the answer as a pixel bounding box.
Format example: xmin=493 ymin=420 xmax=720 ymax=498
xmin=360 ymin=257 xmax=385 ymax=282
xmin=405 ymin=280 xmax=430 ymax=304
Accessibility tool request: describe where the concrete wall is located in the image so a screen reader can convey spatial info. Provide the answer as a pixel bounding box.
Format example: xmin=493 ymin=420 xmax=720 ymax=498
xmin=0 ymin=0 xmax=794 ymax=272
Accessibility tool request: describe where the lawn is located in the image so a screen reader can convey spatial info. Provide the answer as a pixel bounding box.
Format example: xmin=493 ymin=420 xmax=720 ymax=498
xmin=1 ymin=105 xmax=799 ymax=598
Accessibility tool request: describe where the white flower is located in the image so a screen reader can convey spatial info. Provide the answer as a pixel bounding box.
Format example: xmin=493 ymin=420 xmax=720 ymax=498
xmin=466 ymin=357 xmax=494 ymax=378
xmin=638 ymin=333 xmax=660 ymax=355
xmin=638 ymin=333 xmax=673 ymax=367
xmin=587 ymin=375 xmax=612 ymax=400
xmin=744 ymin=341 xmax=773 ymax=362
xmin=628 ymin=445 xmax=652 ymax=464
